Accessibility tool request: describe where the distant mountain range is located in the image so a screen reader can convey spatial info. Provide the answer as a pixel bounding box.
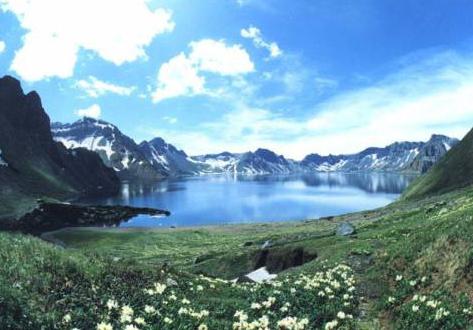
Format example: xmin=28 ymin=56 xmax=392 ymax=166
xmin=301 ymin=134 xmax=458 ymax=174
xmin=52 ymin=117 xmax=458 ymax=179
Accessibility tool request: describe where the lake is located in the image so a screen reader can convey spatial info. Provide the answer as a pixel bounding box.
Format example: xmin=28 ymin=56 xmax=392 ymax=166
xmin=81 ymin=172 xmax=417 ymax=227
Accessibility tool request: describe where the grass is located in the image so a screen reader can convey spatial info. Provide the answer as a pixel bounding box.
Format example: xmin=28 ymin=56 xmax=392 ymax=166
xmin=2 ymin=187 xmax=473 ymax=328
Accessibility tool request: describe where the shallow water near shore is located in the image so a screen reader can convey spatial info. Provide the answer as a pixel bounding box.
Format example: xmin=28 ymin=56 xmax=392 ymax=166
xmin=80 ymin=172 xmax=417 ymax=227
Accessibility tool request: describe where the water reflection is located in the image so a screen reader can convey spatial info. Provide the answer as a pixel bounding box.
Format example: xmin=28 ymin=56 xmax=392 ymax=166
xmin=82 ymin=172 xmax=417 ymax=227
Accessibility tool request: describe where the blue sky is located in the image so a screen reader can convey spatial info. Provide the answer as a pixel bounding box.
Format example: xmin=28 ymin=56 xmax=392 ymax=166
xmin=1 ymin=0 xmax=473 ymax=159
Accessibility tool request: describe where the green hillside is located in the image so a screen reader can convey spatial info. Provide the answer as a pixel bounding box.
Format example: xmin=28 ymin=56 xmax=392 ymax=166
xmin=403 ymin=128 xmax=473 ymax=200
xmin=2 ymin=186 xmax=473 ymax=329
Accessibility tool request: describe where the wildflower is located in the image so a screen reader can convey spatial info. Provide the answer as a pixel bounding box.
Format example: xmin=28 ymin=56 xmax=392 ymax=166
xmin=124 ymin=325 xmax=139 ymax=330
xmin=198 ymin=325 xmax=208 ymax=330
xmin=421 ymin=276 xmax=427 ymax=283
xmin=388 ymin=296 xmax=395 ymax=303
xmin=134 ymin=317 xmax=146 ymax=325
xmin=96 ymin=322 xmax=113 ymax=330
xmin=325 ymin=320 xmax=338 ymax=330
xmin=62 ymin=313 xmax=71 ymax=323
xmin=395 ymin=275 xmax=403 ymax=281
xmin=120 ymin=305 xmax=134 ymax=323
xmin=337 ymin=311 xmax=346 ymax=319
xmin=409 ymin=280 xmax=417 ymax=287
xmin=164 ymin=317 xmax=173 ymax=324
xmin=412 ymin=305 xmax=419 ymax=312
xmin=197 ymin=285 xmax=204 ymax=291
xmin=106 ymin=299 xmax=118 ymax=310
xmin=144 ymin=305 xmax=156 ymax=314
xmin=251 ymin=302 xmax=262 ymax=310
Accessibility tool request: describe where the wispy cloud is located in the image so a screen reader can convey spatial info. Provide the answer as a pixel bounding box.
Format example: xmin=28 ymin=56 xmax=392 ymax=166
xmin=75 ymin=104 xmax=101 ymax=119
xmin=75 ymin=76 xmax=136 ymax=98
xmin=142 ymin=49 xmax=473 ymax=159
xmin=241 ymin=25 xmax=282 ymax=59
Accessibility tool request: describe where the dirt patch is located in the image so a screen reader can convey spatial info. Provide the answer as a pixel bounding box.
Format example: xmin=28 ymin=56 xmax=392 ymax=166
xmin=254 ymin=246 xmax=317 ymax=273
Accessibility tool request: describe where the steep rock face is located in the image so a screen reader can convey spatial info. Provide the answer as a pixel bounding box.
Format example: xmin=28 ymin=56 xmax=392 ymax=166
xmin=0 ymin=76 xmax=119 ymax=218
xmin=138 ymin=138 xmax=202 ymax=176
xmin=406 ymin=135 xmax=458 ymax=173
xmin=301 ymin=135 xmax=458 ymax=173
xmin=403 ymin=128 xmax=473 ymax=200
xmin=52 ymin=118 xmax=166 ymax=180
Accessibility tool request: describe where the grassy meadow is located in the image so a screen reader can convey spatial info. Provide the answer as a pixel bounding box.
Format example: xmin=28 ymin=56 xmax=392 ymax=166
xmin=1 ymin=185 xmax=473 ymax=329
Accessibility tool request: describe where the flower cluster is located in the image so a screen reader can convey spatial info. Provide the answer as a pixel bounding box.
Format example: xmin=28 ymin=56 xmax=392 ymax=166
xmin=58 ymin=264 xmax=358 ymax=329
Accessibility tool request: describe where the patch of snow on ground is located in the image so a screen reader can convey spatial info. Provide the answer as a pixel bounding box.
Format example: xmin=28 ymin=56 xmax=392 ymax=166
xmin=245 ymin=267 xmax=277 ymax=283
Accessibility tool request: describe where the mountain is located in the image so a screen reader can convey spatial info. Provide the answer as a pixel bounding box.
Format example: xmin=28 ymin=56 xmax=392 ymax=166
xmin=192 ymin=149 xmax=300 ymax=175
xmin=301 ymin=135 xmax=458 ymax=173
xmin=403 ymin=128 xmax=473 ymax=200
xmin=0 ymin=76 xmax=119 ymax=219
xmin=138 ymin=137 xmax=202 ymax=176
xmin=52 ymin=118 xmax=167 ymax=180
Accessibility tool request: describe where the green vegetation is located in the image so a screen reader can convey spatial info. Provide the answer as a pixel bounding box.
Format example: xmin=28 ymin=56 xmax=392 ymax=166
xmin=403 ymin=128 xmax=473 ymax=200
xmin=2 ymin=186 xmax=473 ymax=329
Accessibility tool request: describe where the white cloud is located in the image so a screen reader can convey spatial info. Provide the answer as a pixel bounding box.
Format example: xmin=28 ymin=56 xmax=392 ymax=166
xmin=75 ymin=104 xmax=101 ymax=119
xmin=1 ymin=0 xmax=175 ymax=81
xmin=146 ymin=49 xmax=473 ymax=159
xmin=0 ymin=40 xmax=5 ymax=53
xmin=152 ymin=39 xmax=254 ymax=102
xmin=241 ymin=25 xmax=282 ymax=58
xmin=189 ymin=39 xmax=255 ymax=75
xmin=75 ymin=76 xmax=136 ymax=98
xmin=162 ymin=116 xmax=178 ymax=124
xmin=152 ymin=53 xmax=205 ymax=103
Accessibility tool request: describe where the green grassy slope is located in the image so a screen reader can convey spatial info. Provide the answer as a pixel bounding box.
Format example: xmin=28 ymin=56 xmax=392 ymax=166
xmin=2 ymin=186 xmax=472 ymax=329
xmin=403 ymin=128 xmax=473 ymax=200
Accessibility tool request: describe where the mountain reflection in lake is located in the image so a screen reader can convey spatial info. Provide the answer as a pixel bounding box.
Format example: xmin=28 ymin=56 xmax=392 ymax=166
xmin=81 ymin=172 xmax=417 ymax=227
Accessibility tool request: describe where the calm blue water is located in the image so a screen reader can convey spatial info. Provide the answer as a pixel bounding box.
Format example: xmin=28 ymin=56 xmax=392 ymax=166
xmin=82 ymin=173 xmax=416 ymax=227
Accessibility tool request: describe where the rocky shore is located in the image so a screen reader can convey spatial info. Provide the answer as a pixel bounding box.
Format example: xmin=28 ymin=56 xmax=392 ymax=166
xmin=2 ymin=201 xmax=170 ymax=234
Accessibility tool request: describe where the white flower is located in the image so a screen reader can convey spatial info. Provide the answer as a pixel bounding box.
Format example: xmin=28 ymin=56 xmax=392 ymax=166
xmin=412 ymin=305 xmax=419 ymax=312
xmin=325 ymin=320 xmax=338 ymax=330
xmin=164 ymin=317 xmax=173 ymax=324
xmin=62 ymin=313 xmax=71 ymax=323
xmin=124 ymin=325 xmax=139 ymax=330
xmin=388 ymin=296 xmax=396 ymax=303
xmin=337 ymin=311 xmax=346 ymax=319
xmin=144 ymin=305 xmax=156 ymax=314
xmin=395 ymin=275 xmax=403 ymax=281
xmin=409 ymin=280 xmax=417 ymax=287
xmin=198 ymin=325 xmax=208 ymax=330
xmin=96 ymin=322 xmax=113 ymax=330
xmin=251 ymin=302 xmax=262 ymax=309
xmin=106 ymin=299 xmax=118 ymax=310
xmin=134 ymin=317 xmax=146 ymax=325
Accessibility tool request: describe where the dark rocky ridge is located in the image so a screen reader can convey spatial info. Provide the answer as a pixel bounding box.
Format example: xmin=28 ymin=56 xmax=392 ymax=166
xmin=3 ymin=202 xmax=170 ymax=233
xmin=0 ymin=75 xmax=120 ymax=219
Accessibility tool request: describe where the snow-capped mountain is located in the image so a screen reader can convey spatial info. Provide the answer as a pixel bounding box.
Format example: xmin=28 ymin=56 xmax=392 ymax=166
xmin=52 ymin=117 xmax=458 ymax=179
xmin=138 ymin=138 xmax=203 ymax=176
xmin=301 ymin=135 xmax=458 ymax=173
xmin=192 ymin=149 xmax=301 ymax=175
xmin=52 ymin=118 xmax=166 ymax=180
xmin=52 ymin=118 xmax=203 ymax=179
